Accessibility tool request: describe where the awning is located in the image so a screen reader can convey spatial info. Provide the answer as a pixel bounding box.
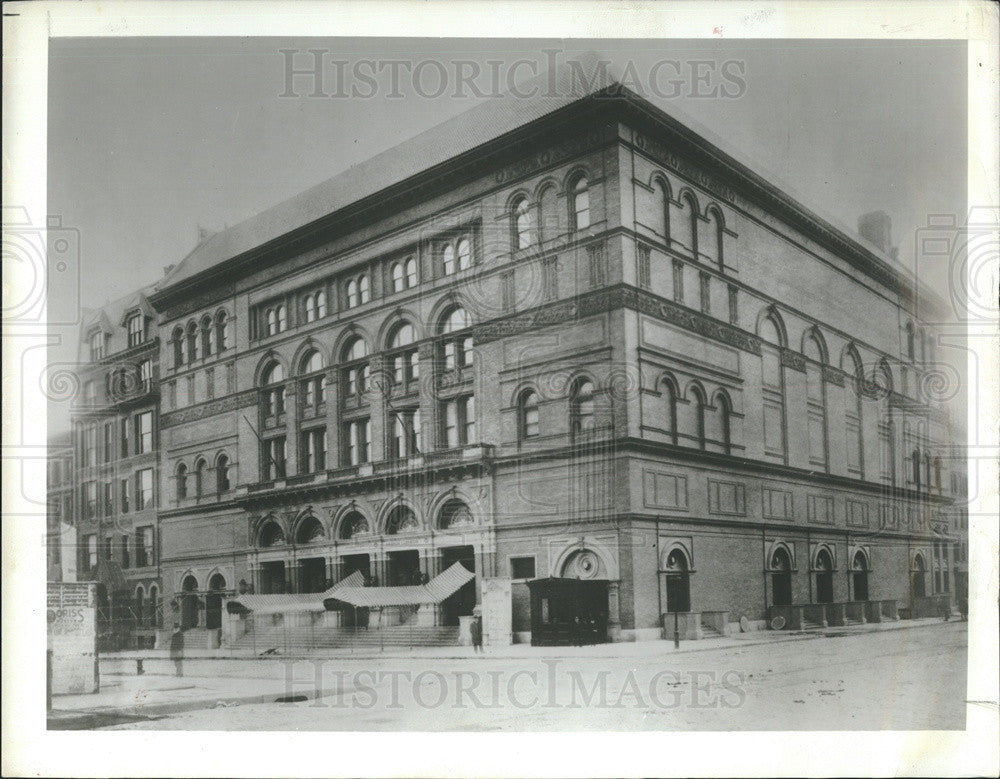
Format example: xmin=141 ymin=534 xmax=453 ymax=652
xmin=228 ymin=570 xmax=365 ymax=615
xmin=324 ymin=562 xmax=474 ymax=609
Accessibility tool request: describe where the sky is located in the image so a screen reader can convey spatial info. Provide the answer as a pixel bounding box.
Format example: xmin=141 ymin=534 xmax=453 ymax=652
xmin=46 ymin=37 xmax=967 ymax=431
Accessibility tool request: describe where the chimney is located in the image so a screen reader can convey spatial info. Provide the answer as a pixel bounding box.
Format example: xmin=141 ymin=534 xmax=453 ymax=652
xmin=858 ymin=211 xmax=893 ymax=254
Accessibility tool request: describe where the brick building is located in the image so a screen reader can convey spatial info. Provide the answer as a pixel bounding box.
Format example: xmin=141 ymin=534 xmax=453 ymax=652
xmin=65 ymin=76 xmax=962 ymax=643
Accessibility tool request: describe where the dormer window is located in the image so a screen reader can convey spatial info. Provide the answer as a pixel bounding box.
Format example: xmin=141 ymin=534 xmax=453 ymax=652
xmin=89 ymin=330 xmax=105 ymax=361
xmin=126 ymin=313 xmax=146 ymax=347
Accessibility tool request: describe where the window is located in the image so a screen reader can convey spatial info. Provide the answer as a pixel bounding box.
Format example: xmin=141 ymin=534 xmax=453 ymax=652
xmin=216 ymin=454 xmax=230 ymax=492
xmin=442 ymin=244 xmax=456 ymax=276
xmin=804 ymin=334 xmax=828 ymax=468
xmin=391 ymin=262 xmax=406 ymax=292
xmin=102 ymin=482 xmax=114 ymax=516
xmin=441 ymin=396 xmax=475 ymax=448
xmin=346 ymin=275 xmax=370 ymax=308
xmin=120 ymin=535 xmax=130 ymax=569
xmin=911 ymin=448 xmax=921 ymax=487
xmin=571 ymin=175 xmax=590 ymax=230
xmin=103 ymin=537 xmax=113 ymax=563
xmin=710 ymin=391 xmax=732 ymax=454
xmin=83 ymin=481 xmax=97 ymax=519
xmin=457 ymin=238 xmax=471 ymax=271
xmin=126 ymin=313 xmax=145 ymax=347
xmin=513 ymin=196 xmax=533 ymax=249
xmin=139 ymin=360 xmax=153 ymax=391
xmin=391 ymin=408 xmax=421 ymax=458
xmin=341 ymin=337 xmax=369 ymax=397
xmin=136 ymin=526 xmax=153 ymax=568
xmin=691 ymin=387 xmax=708 ymax=449
xmin=264 ymin=437 xmax=287 ymax=480
xmin=136 ymin=468 xmax=153 ymax=510
xmin=660 ymin=379 xmax=678 ymax=444
xmin=194 ymin=459 xmax=206 ymax=497
xmin=587 ymin=243 xmax=606 ymax=288
xmin=84 ymin=535 xmax=97 ymax=572
xmin=172 ymin=326 xmax=185 ymax=367
xmin=120 ymin=477 xmax=131 ymax=513
xmin=344 ymin=419 xmax=370 ymax=465
xmin=261 ymin=361 xmax=286 ymax=420
xmin=906 ymin=322 xmax=915 ymax=361
xmin=216 ymin=311 xmax=229 ymax=351
xmin=441 ymin=308 xmax=474 ymax=370
xmin=519 ymin=390 xmax=539 ymax=440
xmin=187 ymin=321 xmax=200 ymax=361
xmin=707 ymin=206 xmax=725 ymax=269
xmin=103 ymin=422 xmax=114 ymax=463
xmin=405 ymin=257 xmax=417 ymax=287
xmin=136 ymin=411 xmax=153 ymax=454
xmin=120 ymin=417 xmax=130 ymax=459
xmin=299 ymin=350 xmax=325 ymax=412
xmin=300 ymin=428 xmax=327 ymax=473
xmin=759 ymin=316 xmax=786 ymax=459
xmin=510 ymin=556 xmax=536 ymax=580
xmin=570 ymin=379 xmax=595 ymax=439
xmin=388 ymin=323 xmax=419 ymax=388
xmin=89 ymin=330 xmax=105 ymax=361
xmin=682 ymin=192 xmax=699 ymax=258
xmin=304 ymin=290 xmax=327 ymax=322
xmin=82 ymin=424 xmax=97 ymax=466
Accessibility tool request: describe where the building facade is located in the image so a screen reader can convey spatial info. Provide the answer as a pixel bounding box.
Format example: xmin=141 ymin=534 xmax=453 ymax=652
xmin=64 ymin=82 xmax=963 ymax=642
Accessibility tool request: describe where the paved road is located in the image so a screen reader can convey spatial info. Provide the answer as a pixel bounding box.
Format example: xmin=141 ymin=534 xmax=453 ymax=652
xmin=106 ymin=621 xmax=966 ymax=731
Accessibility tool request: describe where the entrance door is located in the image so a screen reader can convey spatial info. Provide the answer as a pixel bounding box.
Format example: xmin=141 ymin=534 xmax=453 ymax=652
xmin=180 ymin=575 xmax=199 ymax=629
xmin=205 ymin=573 xmax=226 ymax=629
xmin=815 ymin=549 xmax=834 ymax=604
xmin=260 ymin=561 xmax=286 ymax=594
xmin=911 ymin=554 xmax=926 ymax=598
xmin=851 ymin=551 xmax=869 ymax=601
xmin=663 ymin=548 xmax=691 ymax=612
xmin=770 ymin=548 xmax=793 ymax=607
xmin=298 ymin=558 xmax=327 ymax=593
xmin=388 ymin=550 xmax=421 ymax=585
xmin=440 ymin=546 xmax=476 ymax=626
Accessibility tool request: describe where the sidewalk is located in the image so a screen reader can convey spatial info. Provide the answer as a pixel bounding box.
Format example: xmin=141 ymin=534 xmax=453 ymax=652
xmin=50 ymin=617 xmax=963 ymax=729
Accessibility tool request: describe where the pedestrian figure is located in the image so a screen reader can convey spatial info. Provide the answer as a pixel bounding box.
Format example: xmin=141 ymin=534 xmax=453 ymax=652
xmin=169 ymin=624 xmax=185 ymax=677
xmin=959 ymin=595 xmax=968 ymax=621
xmin=470 ymin=614 xmax=483 ymax=654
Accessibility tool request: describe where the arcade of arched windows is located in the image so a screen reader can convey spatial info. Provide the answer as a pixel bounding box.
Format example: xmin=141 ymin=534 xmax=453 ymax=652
xmin=169 ymin=309 xmax=231 ymax=370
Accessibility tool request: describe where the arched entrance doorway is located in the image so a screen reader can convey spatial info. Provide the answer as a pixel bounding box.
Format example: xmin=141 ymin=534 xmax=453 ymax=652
xmin=814 ymin=549 xmax=834 ymax=604
xmin=851 ymin=551 xmax=870 ymax=601
xmin=911 ymin=554 xmax=927 ymax=598
xmin=180 ymin=575 xmax=199 ymax=629
xmin=206 ymin=573 xmax=226 ymax=630
xmin=663 ymin=548 xmax=691 ymax=613
xmin=771 ymin=547 xmax=793 ymax=606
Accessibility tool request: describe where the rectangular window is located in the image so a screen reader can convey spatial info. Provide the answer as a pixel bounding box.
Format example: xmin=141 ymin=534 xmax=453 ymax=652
xmin=441 ymin=396 xmax=474 ymax=448
xmin=102 ymin=481 xmax=114 ymax=516
xmin=83 ymin=425 xmax=97 ymax=467
xmin=120 ymin=534 xmax=130 ymax=569
xmin=135 ymin=526 xmax=152 ymax=568
xmin=510 ymin=556 xmax=536 ymax=580
xmin=344 ymin=420 xmax=370 ymax=466
xmin=587 ymin=243 xmax=606 ymax=288
xmin=392 ymin=409 xmax=421 ymax=458
xmin=120 ymin=477 xmax=131 ymax=513
xmin=136 ymin=412 xmax=153 ymax=454
xmin=127 ymin=314 xmax=145 ymax=347
xmin=136 ymin=468 xmax=153 ymax=510
xmin=637 ymin=245 xmax=651 ymax=290
xmin=728 ymin=285 xmax=738 ymax=325
xmin=699 ymin=271 xmax=711 ymax=314
xmin=672 ymin=259 xmax=684 ymax=303
xmin=104 ymin=537 xmax=113 ymax=561
xmin=300 ymin=428 xmax=327 ymax=473
xmin=84 ymin=535 xmax=97 ymax=571
xmin=103 ymin=422 xmax=114 ymax=463
xmin=89 ymin=331 xmax=105 ymax=361
xmin=264 ymin=437 xmax=287 ymax=480
xmin=83 ymin=481 xmax=97 ymax=519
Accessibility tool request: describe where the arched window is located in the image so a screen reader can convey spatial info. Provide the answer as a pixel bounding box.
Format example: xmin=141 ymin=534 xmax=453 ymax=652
xmin=187 ymin=321 xmax=200 ymax=361
xmin=266 ymin=308 xmax=278 ymax=336
xmin=539 ymin=183 xmax=559 ymax=242
xmin=441 ymin=307 xmax=473 ymax=371
xmin=682 ymin=191 xmax=699 ymax=259
xmin=457 ymin=238 xmax=471 ymax=271
xmin=759 ymin=316 xmax=786 ymax=459
xmin=661 ymin=379 xmax=678 ymax=444
xmin=570 ymin=378 xmax=595 ymax=440
xmin=341 ymin=337 xmax=369 ymax=396
xmin=571 ymin=175 xmax=590 ymax=230
xmin=442 ymin=244 xmax=456 ymax=276
xmin=513 ymin=196 xmax=533 ymax=249
xmin=707 ymin=205 xmax=725 ymax=270
xmin=358 ymin=275 xmax=370 ymax=304
xmin=911 ymin=448 xmax=922 ymax=487
xmin=653 ymin=178 xmax=670 ymax=240
xmin=215 ymin=311 xmax=229 ymax=351
xmin=216 ymin=453 xmax=230 ymax=492
xmin=709 ymin=391 xmax=732 ymax=454
xmin=176 ymin=463 xmax=188 ymax=500
xmin=388 ymin=323 xmax=419 ymax=387
xmin=200 ymin=315 xmax=215 ymax=356
xmin=385 ymin=506 xmax=419 ymax=535
xmin=260 ymin=361 xmax=286 ymax=419
xmin=299 ymin=350 xmax=325 ymax=411
xmin=148 ymin=585 xmax=159 ymax=628
xmin=405 ymin=257 xmax=417 ymax=287
xmin=296 ymin=516 xmax=325 ymax=545
xmin=277 ymin=304 xmax=287 ymax=332
xmin=346 ymin=279 xmax=359 ymax=308
xmin=339 ymin=511 xmax=368 ymax=540
xmin=804 ymin=333 xmax=828 ymax=468
xmin=519 ymin=390 xmax=539 ymax=440
xmin=691 ymin=386 xmax=707 ymax=450
xmin=172 ymin=326 xmax=184 ymax=367
xmin=259 ymin=521 xmax=285 ymax=547
xmin=391 ymin=262 xmax=405 ymax=293
xmin=194 ymin=458 xmax=206 ymax=497
xmin=438 ymin=499 xmax=473 ymax=529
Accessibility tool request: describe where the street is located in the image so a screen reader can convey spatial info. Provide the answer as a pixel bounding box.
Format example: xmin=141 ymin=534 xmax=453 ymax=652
xmin=99 ymin=621 xmax=967 ymax=731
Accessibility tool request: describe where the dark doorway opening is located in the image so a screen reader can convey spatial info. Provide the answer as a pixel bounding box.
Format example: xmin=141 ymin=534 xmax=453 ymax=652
xmin=260 ymin=561 xmax=286 ymax=594
xmin=851 ymin=551 xmax=870 ymax=601
xmin=180 ymin=575 xmax=199 ymax=629
xmin=771 ymin=548 xmax=793 ymax=607
xmin=298 ymin=557 xmax=326 ymax=593
xmin=912 ymin=554 xmax=926 ymax=598
xmin=440 ymin=546 xmax=476 ymax=626
xmin=663 ymin=548 xmax=691 ymax=613
xmin=526 ymin=577 xmax=609 ymax=646
xmin=815 ymin=549 xmax=834 ymax=604
xmin=388 ymin=549 xmax=421 ymax=585
xmin=206 ymin=573 xmax=226 ymax=629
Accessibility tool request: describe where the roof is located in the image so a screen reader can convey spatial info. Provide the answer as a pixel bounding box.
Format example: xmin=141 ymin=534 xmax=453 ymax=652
xmin=324 ymin=562 xmax=474 ymax=608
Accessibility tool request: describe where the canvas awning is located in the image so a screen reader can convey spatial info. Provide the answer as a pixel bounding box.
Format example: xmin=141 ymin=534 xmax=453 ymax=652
xmin=228 ymin=570 xmax=365 ymax=615
xmin=324 ymin=562 xmax=474 ymax=609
